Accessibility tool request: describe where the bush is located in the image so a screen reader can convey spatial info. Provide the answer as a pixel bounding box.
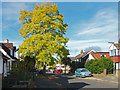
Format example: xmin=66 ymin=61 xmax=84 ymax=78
xmin=100 ymin=57 xmax=113 ymax=73
xmin=85 ymin=57 xmax=113 ymax=74
xmin=70 ymin=61 xmax=84 ymax=73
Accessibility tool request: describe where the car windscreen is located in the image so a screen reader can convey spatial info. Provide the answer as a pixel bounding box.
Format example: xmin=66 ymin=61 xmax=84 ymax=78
xmin=81 ymin=69 xmax=88 ymax=72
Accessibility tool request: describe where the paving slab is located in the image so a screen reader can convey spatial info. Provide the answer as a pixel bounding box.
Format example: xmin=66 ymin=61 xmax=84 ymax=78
xmin=36 ymin=78 xmax=58 ymax=88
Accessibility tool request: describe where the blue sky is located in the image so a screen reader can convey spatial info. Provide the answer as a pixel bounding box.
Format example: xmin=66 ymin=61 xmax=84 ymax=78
xmin=1 ymin=2 xmax=118 ymax=57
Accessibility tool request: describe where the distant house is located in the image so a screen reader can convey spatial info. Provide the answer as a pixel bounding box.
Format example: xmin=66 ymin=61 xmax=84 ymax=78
xmin=74 ymin=50 xmax=95 ymax=66
xmin=109 ymin=41 xmax=120 ymax=71
xmin=74 ymin=50 xmax=94 ymax=62
xmin=54 ymin=64 xmax=70 ymax=73
xmin=74 ymin=50 xmax=110 ymax=66
xmin=0 ymin=39 xmax=17 ymax=77
xmin=69 ymin=57 xmax=75 ymax=62
xmin=91 ymin=52 xmax=109 ymax=60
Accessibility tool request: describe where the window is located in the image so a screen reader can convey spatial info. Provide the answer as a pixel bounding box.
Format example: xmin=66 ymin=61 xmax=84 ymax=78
xmin=111 ymin=50 xmax=113 ymax=56
xmin=77 ymin=59 xmax=79 ymax=62
xmin=114 ymin=49 xmax=116 ymax=56
xmin=116 ymin=63 xmax=119 ymax=69
xmin=118 ymin=49 xmax=120 ymax=56
xmin=10 ymin=49 xmax=13 ymax=56
xmin=101 ymin=54 xmax=106 ymax=57
xmin=79 ymin=58 xmax=81 ymax=62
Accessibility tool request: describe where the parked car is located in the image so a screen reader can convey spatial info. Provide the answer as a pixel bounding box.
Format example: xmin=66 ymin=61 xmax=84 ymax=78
xmin=53 ymin=69 xmax=56 ymax=73
xmin=46 ymin=69 xmax=50 ymax=72
xmin=75 ymin=68 xmax=91 ymax=78
xmin=55 ymin=69 xmax=62 ymax=73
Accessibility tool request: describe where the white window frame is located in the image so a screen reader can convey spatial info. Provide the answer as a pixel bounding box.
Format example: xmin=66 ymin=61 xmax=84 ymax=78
xmin=100 ymin=54 xmax=106 ymax=57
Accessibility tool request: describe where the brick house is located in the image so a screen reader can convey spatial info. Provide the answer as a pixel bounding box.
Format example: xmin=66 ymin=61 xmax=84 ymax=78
xmin=74 ymin=50 xmax=95 ymax=66
xmin=74 ymin=50 xmax=109 ymax=67
xmin=91 ymin=52 xmax=109 ymax=59
xmin=109 ymin=40 xmax=120 ymax=75
xmin=0 ymin=39 xmax=17 ymax=77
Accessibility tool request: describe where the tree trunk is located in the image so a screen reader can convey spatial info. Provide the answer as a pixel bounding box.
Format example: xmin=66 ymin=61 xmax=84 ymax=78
xmin=65 ymin=65 xmax=66 ymax=74
xmin=43 ymin=62 xmax=46 ymax=75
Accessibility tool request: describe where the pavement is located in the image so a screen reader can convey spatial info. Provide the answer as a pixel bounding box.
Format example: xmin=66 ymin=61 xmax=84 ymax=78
xmin=72 ymin=74 xmax=119 ymax=84
xmin=92 ymin=75 xmax=119 ymax=83
xmin=35 ymin=73 xmax=118 ymax=89
xmin=35 ymin=76 xmax=58 ymax=88
xmin=0 ymin=76 xmax=2 ymax=90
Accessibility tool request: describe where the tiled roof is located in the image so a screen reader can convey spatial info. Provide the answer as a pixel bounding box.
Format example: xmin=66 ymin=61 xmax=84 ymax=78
xmin=0 ymin=51 xmax=10 ymax=59
xmin=91 ymin=52 xmax=109 ymax=59
xmin=114 ymin=43 xmax=120 ymax=49
xmin=74 ymin=50 xmax=94 ymax=59
xmin=2 ymin=43 xmax=13 ymax=49
xmin=0 ymin=43 xmax=11 ymax=55
xmin=91 ymin=54 xmax=97 ymax=59
xmin=0 ymin=43 xmax=17 ymax=60
xmin=69 ymin=57 xmax=75 ymax=61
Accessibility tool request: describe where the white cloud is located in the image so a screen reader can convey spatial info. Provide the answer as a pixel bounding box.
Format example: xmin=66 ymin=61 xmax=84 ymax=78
xmin=2 ymin=2 xmax=34 ymax=31
xmin=67 ymin=39 xmax=103 ymax=45
xmin=67 ymin=39 xmax=110 ymax=57
xmin=2 ymin=3 xmax=31 ymax=20
xmin=76 ymin=8 xmax=118 ymax=36
xmin=119 ymin=30 xmax=120 ymax=40
xmin=68 ymin=8 xmax=118 ymax=57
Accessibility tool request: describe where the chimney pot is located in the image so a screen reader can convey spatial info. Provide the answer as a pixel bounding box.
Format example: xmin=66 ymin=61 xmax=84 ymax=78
xmin=5 ymin=39 xmax=9 ymax=43
xmin=81 ymin=50 xmax=83 ymax=54
xmin=119 ymin=39 xmax=120 ymax=44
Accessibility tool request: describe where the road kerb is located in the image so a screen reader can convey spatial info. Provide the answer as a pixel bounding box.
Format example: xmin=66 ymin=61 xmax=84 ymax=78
xmin=73 ymin=75 xmax=119 ymax=84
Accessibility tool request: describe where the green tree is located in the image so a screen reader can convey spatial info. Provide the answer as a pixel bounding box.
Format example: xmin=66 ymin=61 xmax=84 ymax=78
xmin=18 ymin=2 xmax=69 ymax=73
xmin=70 ymin=61 xmax=84 ymax=73
xmin=61 ymin=57 xmax=71 ymax=74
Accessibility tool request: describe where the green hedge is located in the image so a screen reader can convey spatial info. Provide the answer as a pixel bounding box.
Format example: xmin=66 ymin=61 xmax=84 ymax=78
xmin=85 ymin=57 xmax=113 ymax=74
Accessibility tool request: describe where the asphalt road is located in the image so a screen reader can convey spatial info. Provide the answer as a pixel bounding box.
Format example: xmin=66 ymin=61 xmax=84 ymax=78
xmin=46 ymin=72 xmax=118 ymax=89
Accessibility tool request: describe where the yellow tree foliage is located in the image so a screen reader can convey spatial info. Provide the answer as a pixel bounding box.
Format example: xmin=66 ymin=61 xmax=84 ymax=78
xmin=18 ymin=2 xmax=69 ymax=68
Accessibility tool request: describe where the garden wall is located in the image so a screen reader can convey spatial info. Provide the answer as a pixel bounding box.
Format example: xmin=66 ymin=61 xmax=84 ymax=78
xmin=92 ymin=69 xmax=107 ymax=76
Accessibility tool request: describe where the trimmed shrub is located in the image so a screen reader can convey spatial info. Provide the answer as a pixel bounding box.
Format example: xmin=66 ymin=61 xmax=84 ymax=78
xmin=100 ymin=57 xmax=114 ymax=73
xmin=85 ymin=57 xmax=113 ymax=74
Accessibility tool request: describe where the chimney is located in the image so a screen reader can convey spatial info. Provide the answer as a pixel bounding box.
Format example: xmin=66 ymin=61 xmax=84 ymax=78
xmin=81 ymin=50 xmax=83 ymax=54
xmin=119 ymin=39 xmax=120 ymax=44
xmin=5 ymin=39 xmax=9 ymax=43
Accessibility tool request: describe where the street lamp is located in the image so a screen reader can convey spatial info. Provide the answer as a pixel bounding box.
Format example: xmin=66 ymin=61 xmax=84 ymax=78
xmin=108 ymin=42 xmax=115 ymax=74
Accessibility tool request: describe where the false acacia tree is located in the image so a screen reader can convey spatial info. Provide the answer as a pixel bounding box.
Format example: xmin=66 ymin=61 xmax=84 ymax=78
xmin=18 ymin=2 xmax=69 ymax=72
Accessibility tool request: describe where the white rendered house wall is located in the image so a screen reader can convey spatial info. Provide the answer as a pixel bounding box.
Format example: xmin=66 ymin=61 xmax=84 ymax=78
xmin=86 ymin=54 xmax=95 ymax=62
xmin=0 ymin=55 xmax=3 ymax=75
xmin=109 ymin=44 xmax=117 ymax=56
